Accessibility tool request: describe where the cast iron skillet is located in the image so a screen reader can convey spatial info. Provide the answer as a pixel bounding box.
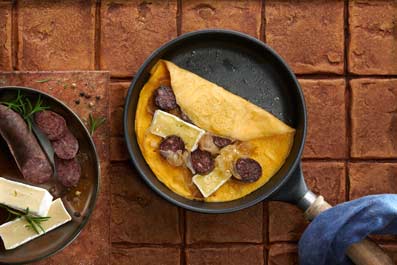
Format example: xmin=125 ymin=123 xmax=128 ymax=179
xmin=0 ymin=87 xmax=100 ymax=265
xmin=124 ymin=30 xmax=392 ymax=265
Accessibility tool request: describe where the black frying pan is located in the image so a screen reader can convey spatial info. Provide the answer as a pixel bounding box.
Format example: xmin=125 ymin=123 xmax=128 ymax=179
xmin=123 ymin=30 xmax=392 ymax=265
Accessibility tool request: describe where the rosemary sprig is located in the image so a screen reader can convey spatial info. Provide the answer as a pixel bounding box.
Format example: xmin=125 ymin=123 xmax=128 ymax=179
xmin=0 ymin=205 xmax=50 ymax=234
xmin=0 ymin=90 xmax=49 ymax=131
xmin=35 ymin=78 xmax=52 ymax=83
xmin=88 ymin=113 xmax=106 ymax=136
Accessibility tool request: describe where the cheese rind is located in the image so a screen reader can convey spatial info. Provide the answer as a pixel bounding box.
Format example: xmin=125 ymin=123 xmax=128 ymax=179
xmin=0 ymin=198 xmax=72 ymax=250
xmin=150 ymin=110 xmax=205 ymax=151
xmin=0 ymin=177 xmax=53 ymax=217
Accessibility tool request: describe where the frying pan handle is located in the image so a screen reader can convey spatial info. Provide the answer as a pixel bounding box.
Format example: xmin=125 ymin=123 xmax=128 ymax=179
xmin=304 ymin=195 xmax=394 ymax=265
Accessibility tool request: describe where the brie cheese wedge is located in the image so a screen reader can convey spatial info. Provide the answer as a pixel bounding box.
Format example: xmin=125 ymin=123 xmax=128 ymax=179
xmin=0 ymin=198 xmax=72 ymax=250
xmin=0 ymin=177 xmax=53 ymax=217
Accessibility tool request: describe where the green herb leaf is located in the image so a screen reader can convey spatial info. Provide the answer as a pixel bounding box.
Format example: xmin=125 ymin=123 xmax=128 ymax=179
xmin=88 ymin=113 xmax=106 ymax=136
xmin=0 ymin=90 xmax=50 ymax=131
xmin=0 ymin=205 xmax=50 ymax=234
xmin=35 ymin=78 xmax=52 ymax=83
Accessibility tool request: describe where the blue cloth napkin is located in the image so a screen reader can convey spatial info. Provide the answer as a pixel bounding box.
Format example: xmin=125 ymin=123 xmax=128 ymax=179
xmin=299 ymin=194 xmax=397 ymax=265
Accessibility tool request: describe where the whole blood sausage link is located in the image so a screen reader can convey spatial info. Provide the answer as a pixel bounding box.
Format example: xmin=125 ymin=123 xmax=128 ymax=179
xmin=0 ymin=105 xmax=52 ymax=184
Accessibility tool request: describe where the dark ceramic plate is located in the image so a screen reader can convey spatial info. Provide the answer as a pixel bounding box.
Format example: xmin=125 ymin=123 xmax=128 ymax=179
xmin=0 ymin=86 xmax=100 ymax=265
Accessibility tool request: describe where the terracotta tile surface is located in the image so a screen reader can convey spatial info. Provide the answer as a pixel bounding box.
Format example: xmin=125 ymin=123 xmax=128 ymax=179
xmin=181 ymin=0 xmax=262 ymax=38
xmin=109 ymin=82 xmax=129 ymax=136
xmin=110 ymin=162 xmax=181 ymax=244
xmin=17 ymin=0 xmax=95 ymax=71
xmin=349 ymin=162 xmax=397 ymax=199
xmin=112 ymin=247 xmax=180 ymax=265
xmin=349 ymin=1 xmax=397 ymax=74
xmin=186 ymin=245 xmax=264 ymax=265
xmin=186 ymin=204 xmax=263 ymax=244
xmin=265 ymin=1 xmax=344 ymax=74
xmin=268 ymin=243 xmax=298 ymax=265
xmin=1 ymin=1 xmax=397 ymax=264
xmin=301 ymin=79 xmax=347 ymax=159
xmin=269 ymin=162 xmax=346 ymax=242
xmin=0 ymin=2 xmax=12 ymax=71
xmin=0 ymin=71 xmax=111 ymax=265
xmin=351 ymin=79 xmax=397 ymax=158
xmin=100 ymin=1 xmax=177 ymax=77
xmin=110 ymin=137 xmax=129 ymax=161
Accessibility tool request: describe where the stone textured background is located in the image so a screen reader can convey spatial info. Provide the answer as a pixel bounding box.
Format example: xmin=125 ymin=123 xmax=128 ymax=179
xmin=0 ymin=0 xmax=396 ymax=264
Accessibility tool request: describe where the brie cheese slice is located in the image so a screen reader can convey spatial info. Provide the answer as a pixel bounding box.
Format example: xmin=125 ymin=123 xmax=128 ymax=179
xmin=0 ymin=177 xmax=53 ymax=217
xmin=0 ymin=198 xmax=72 ymax=250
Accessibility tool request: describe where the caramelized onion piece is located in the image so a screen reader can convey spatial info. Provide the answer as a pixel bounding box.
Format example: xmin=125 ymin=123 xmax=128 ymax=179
xmin=198 ymin=133 xmax=220 ymax=155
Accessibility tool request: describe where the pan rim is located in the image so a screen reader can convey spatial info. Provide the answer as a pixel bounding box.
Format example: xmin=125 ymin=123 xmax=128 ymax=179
xmin=0 ymin=85 xmax=100 ymax=264
xmin=124 ymin=29 xmax=307 ymax=213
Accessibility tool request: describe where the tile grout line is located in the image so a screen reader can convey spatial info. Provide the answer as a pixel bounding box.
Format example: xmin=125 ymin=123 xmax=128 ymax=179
xmin=104 ymin=70 xmax=112 ymax=265
xmin=263 ymin=201 xmax=269 ymax=265
xmin=260 ymin=0 xmax=266 ymax=42
xmin=344 ymin=0 xmax=350 ymax=202
xmin=11 ymin=0 xmax=18 ymax=70
xmin=94 ymin=0 xmax=101 ymax=70
xmin=180 ymin=208 xmax=186 ymax=265
xmin=176 ymin=0 xmax=182 ymax=36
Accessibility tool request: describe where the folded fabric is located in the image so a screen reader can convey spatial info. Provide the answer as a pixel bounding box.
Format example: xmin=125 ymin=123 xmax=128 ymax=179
xmin=299 ymin=194 xmax=397 ymax=265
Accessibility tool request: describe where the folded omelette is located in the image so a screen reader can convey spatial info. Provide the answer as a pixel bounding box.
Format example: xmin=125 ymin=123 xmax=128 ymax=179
xmin=135 ymin=60 xmax=295 ymax=202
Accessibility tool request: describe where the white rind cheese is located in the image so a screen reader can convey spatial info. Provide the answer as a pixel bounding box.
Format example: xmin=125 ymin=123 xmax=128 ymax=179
xmin=150 ymin=110 xmax=205 ymax=151
xmin=0 ymin=177 xmax=53 ymax=217
xmin=192 ymin=168 xmax=232 ymax=198
xmin=0 ymin=198 xmax=72 ymax=250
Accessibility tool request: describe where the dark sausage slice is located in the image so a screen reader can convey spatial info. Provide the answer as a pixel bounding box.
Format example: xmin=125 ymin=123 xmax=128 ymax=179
xmin=212 ymin=136 xmax=232 ymax=148
xmin=153 ymin=85 xmax=177 ymax=111
xmin=233 ymin=158 xmax=262 ymax=183
xmin=159 ymin=135 xmax=185 ymax=155
xmin=34 ymin=110 xmax=67 ymax=140
xmin=191 ymin=149 xmax=215 ymax=175
xmin=0 ymin=105 xmax=52 ymax=184
xmin=52 ymin=129 xmax=79 ymax=160
xmin=55 ymin=157 xmax=81 ymax=187
xmin=159 ymin=135 xmax=185 ymax=167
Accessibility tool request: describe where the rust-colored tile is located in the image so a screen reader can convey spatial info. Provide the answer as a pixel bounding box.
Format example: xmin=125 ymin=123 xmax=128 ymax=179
xmin=0 ymin=72 xmax=109 ymax=132
xmin=109 ymin=82 xmax=129 ymax=137
xmin=350 ymin=162 xmax=397 ymax=242
xmin=186 ymin=204 xmax=263 ymax=244
xmin=110 ymin=107 xmax=123 ymax=136
xmin=268 ymin=243 xmax=298 ymax=265
xmin=349 ymin=162 xmax=397 ymax=199
xmin=269 ymin=162 xmax=346 ymax=242
xmin=266 ymin=1 xmax=344 ymax=74
xmin=300 ymin=79 xmax=347 ymax=159
xmin=0 ymin=2 xmax=12 ymax=70
xmin=350 ymin=79 xmax=397 ymax=158
xmin=0 ymin=72 xmax=111 ymax=265
xmin=349 ymin=1 xmax=397 ymax=74
xmin=181 ymin=0 xmax=262 ymax=38
xmin=109 ymin=82 xmax=129 ymax=108
xmin=110 ymin=162 xmax=181 ymax=244
xmin=112 ymin=248 xmax=180 ymax=265
xmin=17 ymin=0 xmax=95 ymax=70
xmin=100 ymin=1 xmax=177 ymax=77
xmin=186 ymin=245 xmax=264 ymax=265
xmin=110 ymin=137 xmax=129 ymax=161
